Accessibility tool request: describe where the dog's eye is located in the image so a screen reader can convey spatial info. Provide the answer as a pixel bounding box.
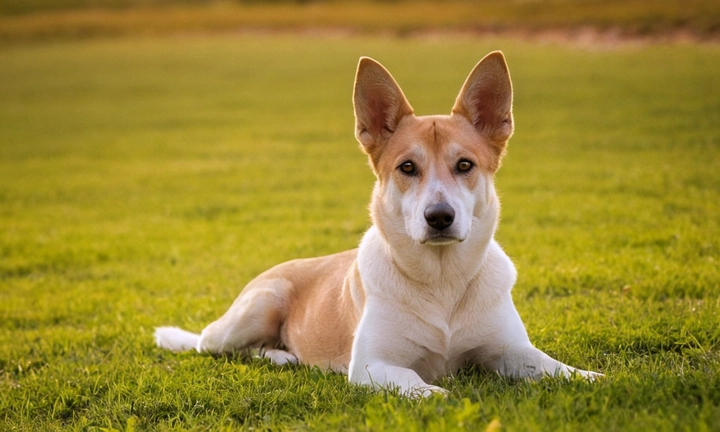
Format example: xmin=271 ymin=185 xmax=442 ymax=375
xmin=456 ymin=160 xmax=474 ymax=172
xmin=399 ymin=161 xmax=417 ymax=175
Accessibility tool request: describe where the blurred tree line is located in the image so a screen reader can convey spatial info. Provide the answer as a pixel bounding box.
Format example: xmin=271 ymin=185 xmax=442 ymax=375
xmin=0 ymin=0 xmax=360 ymax=16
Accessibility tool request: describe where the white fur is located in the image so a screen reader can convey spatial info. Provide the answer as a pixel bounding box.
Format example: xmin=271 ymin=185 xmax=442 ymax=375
xmin=155 ymin=326 xmax=200 ymax=352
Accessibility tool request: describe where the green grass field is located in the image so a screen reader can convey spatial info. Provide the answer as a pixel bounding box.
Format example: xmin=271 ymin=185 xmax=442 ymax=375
xmin=1 ymin=34 xmax=719 ymax=430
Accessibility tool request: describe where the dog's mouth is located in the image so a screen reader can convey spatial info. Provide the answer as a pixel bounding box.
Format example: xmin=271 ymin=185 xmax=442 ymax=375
xmin=420 ymin=233 xmax=464 ymax=246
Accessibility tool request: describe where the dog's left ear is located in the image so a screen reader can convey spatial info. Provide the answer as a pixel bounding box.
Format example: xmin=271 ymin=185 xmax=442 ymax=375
xmin=452 ymin=51 xmax=514 ymax=169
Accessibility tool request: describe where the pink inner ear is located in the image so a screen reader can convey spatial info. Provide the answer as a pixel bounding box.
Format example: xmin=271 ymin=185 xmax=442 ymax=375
xmin=466 ymin=82 xmax=512 ymax=131
xmin=365 ymin=88 xmax=394 ymax=136
xmin=354 ymin=63 xmax=413 ymax=143
xmin=452 ymin=53 xmax=513 ymax=142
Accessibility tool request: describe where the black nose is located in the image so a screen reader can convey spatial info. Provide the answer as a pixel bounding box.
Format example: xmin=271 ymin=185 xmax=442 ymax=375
xmin=424 ymin=203 xmax=455 ymax=230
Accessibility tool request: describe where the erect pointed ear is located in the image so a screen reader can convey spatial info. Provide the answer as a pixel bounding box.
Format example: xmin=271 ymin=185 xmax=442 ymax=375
xmin=452 ymin=51 xmax=514 ymax=162
xmin=353 ymin=57 xmax=414 ymax=157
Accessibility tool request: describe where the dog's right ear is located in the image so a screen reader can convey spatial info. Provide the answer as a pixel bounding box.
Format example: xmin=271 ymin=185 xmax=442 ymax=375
xmin=353 ymin=57 xmax=414 ymax=159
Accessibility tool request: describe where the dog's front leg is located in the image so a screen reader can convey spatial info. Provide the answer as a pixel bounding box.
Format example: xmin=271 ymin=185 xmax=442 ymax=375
xmin=348 ymin=308 xmax=448 ymax=397
xmin=490 ymin=342 xmax=601 ymax=380
xmin=478 ymin=295 xmax=602 ymax=380
xmin=350 ymin=362 xmax=448 ymax=398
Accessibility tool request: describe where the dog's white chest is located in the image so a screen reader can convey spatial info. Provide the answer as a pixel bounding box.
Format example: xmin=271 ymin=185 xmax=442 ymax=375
xmin=357 ymin=230 xmax=518 ymax=382
xmin=405 ymin=291 xmax=506 ymax=379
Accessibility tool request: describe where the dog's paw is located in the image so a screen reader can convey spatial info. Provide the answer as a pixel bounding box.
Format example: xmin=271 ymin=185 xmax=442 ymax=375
xmin=584 ymin=370 xmax=605 ymax=381
xmin=409 ymin=385 xmax=449 ymax=399
xmin=262 ymin=349 xmax=298 ymax=366
xmin=571 ymin=369 xmax=604 ymax=381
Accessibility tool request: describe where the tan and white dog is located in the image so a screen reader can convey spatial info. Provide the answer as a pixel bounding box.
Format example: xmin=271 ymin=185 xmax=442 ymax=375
xmin=155 ymin=52 xmax=601 ymax=397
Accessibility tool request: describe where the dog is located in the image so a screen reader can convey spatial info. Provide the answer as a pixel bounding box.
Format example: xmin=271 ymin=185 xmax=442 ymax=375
xmin=155 ymin=51 xmax=601 ymax=397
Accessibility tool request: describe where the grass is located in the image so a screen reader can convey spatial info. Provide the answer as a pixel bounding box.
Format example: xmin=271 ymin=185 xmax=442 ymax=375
xmin=0 ymin=0 xmax=719 ymax=42
xmin=0 ymin=34 xmax=719 ymax=430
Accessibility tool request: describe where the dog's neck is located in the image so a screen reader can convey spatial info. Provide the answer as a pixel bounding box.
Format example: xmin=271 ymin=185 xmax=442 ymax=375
xmin=369 ymin=189 xmax=500 ymax=290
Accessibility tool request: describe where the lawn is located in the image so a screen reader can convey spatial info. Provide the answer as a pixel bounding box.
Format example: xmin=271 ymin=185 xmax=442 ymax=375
xmin=1 ymin=34 xmax=719 ymax=430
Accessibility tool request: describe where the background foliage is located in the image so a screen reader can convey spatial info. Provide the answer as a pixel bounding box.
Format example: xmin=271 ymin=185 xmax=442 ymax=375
xmin=1 ymin=0 xmax=719 ymax=41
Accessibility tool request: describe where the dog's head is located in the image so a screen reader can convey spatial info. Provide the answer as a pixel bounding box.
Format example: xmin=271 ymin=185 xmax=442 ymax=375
xmin=353 ymin=52 xmax=513 ymax=246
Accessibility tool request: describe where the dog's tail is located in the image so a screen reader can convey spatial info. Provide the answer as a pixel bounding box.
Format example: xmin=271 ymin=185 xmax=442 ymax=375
xmin=154 ymin=326 xmax=200 ymax=352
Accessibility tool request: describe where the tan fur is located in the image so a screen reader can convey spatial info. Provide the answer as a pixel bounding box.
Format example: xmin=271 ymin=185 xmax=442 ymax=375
xmin=155 ymin=52 xmax=601 ymax=397
xmin=280 ymin=250 xmax=362 ymax=372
